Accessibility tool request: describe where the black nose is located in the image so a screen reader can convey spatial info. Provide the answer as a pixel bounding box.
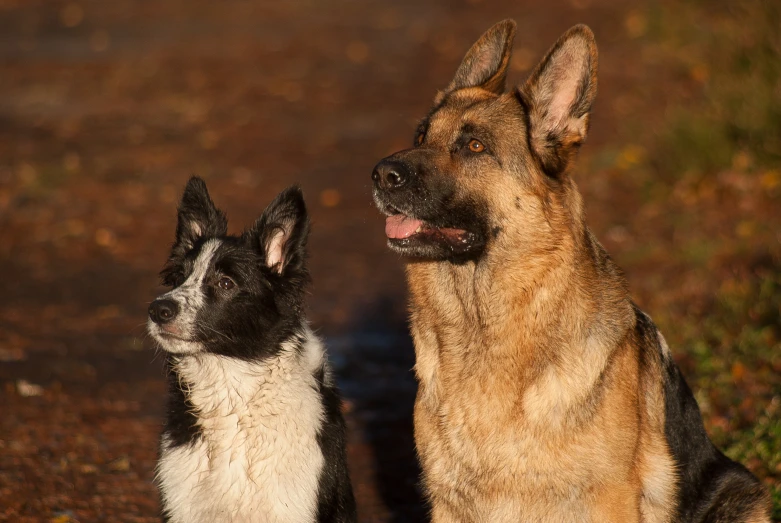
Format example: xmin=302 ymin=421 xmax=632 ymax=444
xmin=149 ymin=299 xmax=179 ymax=325
xmin=372 ymin=160 xmax=410 ymax=191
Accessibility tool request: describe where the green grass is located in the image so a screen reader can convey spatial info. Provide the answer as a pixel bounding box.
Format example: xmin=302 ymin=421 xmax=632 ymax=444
xmin=645 ymin=1 xmax=781 ymax=180
xmin=690 ymin=270 xmax=781 ymax=519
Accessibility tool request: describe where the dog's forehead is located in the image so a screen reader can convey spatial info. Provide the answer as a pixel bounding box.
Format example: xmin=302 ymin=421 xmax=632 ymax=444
xmin=211 ymin=238 xmax=261 ymax=273
xmin=186 ymin=238 xmax=222 ymax=277
xmin=426 ymin=90 xmax=511 ymax=136
xmin=196 ymin=237 xmax=257 ymax=268
xmin=160 ymin=238 xmax=221 ymax=301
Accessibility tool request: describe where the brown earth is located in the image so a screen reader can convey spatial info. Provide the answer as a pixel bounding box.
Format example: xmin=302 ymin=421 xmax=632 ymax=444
xmin=1 ymin=1 xmax=777 ymax=522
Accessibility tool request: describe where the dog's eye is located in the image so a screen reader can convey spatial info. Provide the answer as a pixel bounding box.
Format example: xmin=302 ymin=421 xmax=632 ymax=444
xmin=415 ymin=132 xmax=425 ymax=147
xmin=217 ymin=277 xmax=235 ymax=290
xmin=467 ymin=139 xmax=485 ymax=153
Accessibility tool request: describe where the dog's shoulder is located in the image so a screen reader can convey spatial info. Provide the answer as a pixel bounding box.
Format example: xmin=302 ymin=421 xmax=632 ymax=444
xmin=311 ymin=362 xmax=357 ymax=522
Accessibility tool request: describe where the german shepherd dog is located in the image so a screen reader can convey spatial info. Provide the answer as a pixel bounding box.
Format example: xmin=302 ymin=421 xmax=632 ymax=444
xmin=371 ymin=20 xmax=771 ymax=522
xmin=148 ymin=178 xmax=356 ymax=522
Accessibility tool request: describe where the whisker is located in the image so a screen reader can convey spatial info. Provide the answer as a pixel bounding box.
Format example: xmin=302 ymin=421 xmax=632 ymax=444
xmin=199 ymin=323 xmax=234 ymax=343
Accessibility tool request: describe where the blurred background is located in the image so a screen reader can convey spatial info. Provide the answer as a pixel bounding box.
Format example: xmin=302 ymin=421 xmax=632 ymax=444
xmin=0 ymin=0 xmax=779 ymax=521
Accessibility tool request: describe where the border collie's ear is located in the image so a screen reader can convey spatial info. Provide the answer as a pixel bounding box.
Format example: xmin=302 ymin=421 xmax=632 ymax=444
xmin=174 ymin=177 xmax=227 ymax=253
xmin=248 ymin=186 xmax=309 ymax=276
xmin=518 ymin=25 xmax=598 ymax=177
xmin=445 ymin=19 xmax=516 ymax=95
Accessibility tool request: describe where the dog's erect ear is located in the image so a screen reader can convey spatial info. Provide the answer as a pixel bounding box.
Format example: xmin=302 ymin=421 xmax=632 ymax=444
xmin=248 ymin=186 xmax=309 ymax=276
xmin=446 ymin=19 xmax=516 ymax=95
xmin=174 ymin=177 xmax=227 ymax=252
xmin=519 ymin=25 xmax=598 ymax=177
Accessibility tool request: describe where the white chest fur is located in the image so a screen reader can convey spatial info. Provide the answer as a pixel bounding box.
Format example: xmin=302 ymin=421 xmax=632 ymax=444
xmin=157 ymin=337 xmax=326 ymax=523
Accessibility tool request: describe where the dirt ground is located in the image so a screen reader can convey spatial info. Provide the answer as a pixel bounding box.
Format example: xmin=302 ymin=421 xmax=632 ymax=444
xmin=1 ymin=1 xmax=778 ymax=521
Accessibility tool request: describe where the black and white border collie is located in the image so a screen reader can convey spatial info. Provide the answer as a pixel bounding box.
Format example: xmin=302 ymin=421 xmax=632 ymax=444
xmin=147 ymin=177 xmax=356 ymax=523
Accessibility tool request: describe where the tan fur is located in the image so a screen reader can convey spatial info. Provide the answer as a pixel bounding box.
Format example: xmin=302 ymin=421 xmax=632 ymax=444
xmin=378 ymin=20 xmax=772 ymax=523
xmin=407 ymin=217 xmax=656 ymax=521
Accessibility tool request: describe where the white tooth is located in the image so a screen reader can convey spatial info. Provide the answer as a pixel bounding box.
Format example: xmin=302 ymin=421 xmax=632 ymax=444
xmin=415 ymin=226 xmax=422 ymax=233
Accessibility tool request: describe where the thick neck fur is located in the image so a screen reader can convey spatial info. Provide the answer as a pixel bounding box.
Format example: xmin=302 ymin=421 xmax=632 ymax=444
xmin=171 ymin=327 xmax=326 ymax=424
xmin=407 ymin=186 xmax=634 ymax=421
xmin=158 ymin=326 xmax=328 ymax=523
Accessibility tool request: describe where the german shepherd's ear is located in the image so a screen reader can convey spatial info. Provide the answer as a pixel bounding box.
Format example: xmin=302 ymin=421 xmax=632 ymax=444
xmin=174 ymin=176 xmax=228 ymax=253
xmin=445 ymin=19 xmax=516 ymax=95
xmin=248 ymin=186 xmax=309 ymax=277
xmin=519 ymin=25 xmax=598 ymax=177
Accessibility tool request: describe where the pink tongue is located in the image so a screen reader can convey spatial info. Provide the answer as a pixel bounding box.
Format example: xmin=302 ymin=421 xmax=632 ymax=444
xmin=385 ymin=215 xmax=423 ymax=239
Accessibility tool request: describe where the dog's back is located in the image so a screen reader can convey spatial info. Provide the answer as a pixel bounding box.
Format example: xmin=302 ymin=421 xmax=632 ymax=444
xmin=635 ymin=310 xmax=771 ymax=523
xmin=148 ymin=178 xmax=356 ymax=523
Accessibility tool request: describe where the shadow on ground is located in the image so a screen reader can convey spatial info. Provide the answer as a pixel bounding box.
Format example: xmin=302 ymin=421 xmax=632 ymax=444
xmin=330 ymin=297 xmax=426 ymax=522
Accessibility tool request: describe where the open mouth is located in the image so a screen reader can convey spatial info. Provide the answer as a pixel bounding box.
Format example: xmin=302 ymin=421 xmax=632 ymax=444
xmin=381 ymin=203 xmax=482 ymax=259
xmin=372 ymin=159 xmax=486 ymax=261
xmin=385 ymin=213 xmax=471 ymax=244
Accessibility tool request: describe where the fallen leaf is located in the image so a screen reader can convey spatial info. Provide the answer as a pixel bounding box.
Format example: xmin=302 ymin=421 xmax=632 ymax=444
xmin=16 ymin=380 xmax=43 ymax=397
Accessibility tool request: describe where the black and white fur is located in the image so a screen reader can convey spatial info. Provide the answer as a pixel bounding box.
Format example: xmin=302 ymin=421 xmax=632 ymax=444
xmin=148 ymin=177 xmax=356 ymax=523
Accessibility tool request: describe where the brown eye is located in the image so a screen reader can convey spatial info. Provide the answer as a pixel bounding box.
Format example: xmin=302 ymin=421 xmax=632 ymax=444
xmin=467 ymin=139 xmax=485 ymax=153
xmin=415 ymin=132 xmax=425 ymax=146
xmin=217 ymin=277 xmax=235 ymax=290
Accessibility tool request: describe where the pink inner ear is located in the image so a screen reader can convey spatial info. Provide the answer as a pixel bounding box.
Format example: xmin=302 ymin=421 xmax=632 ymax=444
xmin=188 ymin=221 xmax=202 ymax=238
xmin=266 ymin=229 xmax=286 ymax=273
xmin=546 ymin=49 xmax=581 ymax=128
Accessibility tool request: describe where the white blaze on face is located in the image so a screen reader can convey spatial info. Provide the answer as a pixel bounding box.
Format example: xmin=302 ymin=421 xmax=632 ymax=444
xmin=148 ymin=239 xmax=222 ymax=354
